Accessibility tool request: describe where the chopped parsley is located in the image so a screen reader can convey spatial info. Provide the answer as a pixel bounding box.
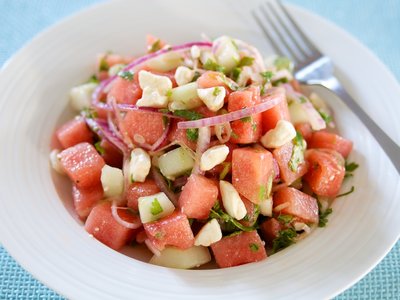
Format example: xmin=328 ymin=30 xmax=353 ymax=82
xmin=274 ymin=57 xmax=293 ymax=71
xmin=260 ymin=71 xmax=274 ymax=81
xmin=345 ymin=161 xmax=359 ymax=178
xmin=213 ymin=87 xmax=221 ymax=96
xmin=336 ymin=186 xmax=355 ymax=198
xmin=81 ymin=107 xmax=98 ymax=119
xmin=118 ymin=70 xmax=134 ymax=81
xmin=204 ymin=59 xmax=225 ymax=73
xmin=230 ymin=131 xmax=239 ymax=139
xmin=272 ymin=228 xmax=297 ymax=253
xmin=251 ymin=123 xmax=258 ymax=132
xmin=94 ymin=141 xmax=105 ymax=155
xmin=237 ymin=56 xmax=254 ymax=67
xmin=299 ymin=96 xmax=308 ymax=104
xmin=259 ymin=185 xmax=267 ymax=201
xmin=249 ymin=243 xmax=260 ymax=252
xmin=149 ymin=39 xmax=162 ymax=53
xmin=288 ymin=132 xmax=305 ymax=172
xmin=240 ymin=116 xmax=252 ymax=123
xmin=154 ymin=232 xmax=163 ymax=239
xmin=232 ymin=67 xmax=241 ymax=81
xmin=173 ymin=110 xmax=203 ymax=120
xmin=318 ymin=205 xmax=333 ymax=228
xmin=219 ymin=162 xmax=231 ymax=180
xmin=318 ymin=110 xmax=332 ymax=124
xmin=186 ymin=128 xmax=199 ymax=142
xmin=210 ymin=202 xmax=255 ymax=232
xmin=99 ymin=56 xmax=110 ymax=72
xmin=87 ymin=74 xmax=99 ymax=84
xmin=166 ymin=89 xmax=172 ymax=98
xmin=150 ymin=198 xmax=163 ymax=215
xmin=277 ymin=214 xmax=293 ymax=225
xmin=192 ymin=71 xmax=201 ymax=82
xmin=218 ymin=74 xmax=240 ymax=91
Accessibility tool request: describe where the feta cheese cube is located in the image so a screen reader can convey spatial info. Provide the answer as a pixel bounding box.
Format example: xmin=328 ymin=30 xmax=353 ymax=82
xmin=101 ymin=165 xmax=124 ymax=197
xmin=213 ymin=36 xmax=240 ymax=73
xmin=190 ymin=45 xmax=201 ymax=60
xmin=174 ymin=66 xmax=195 ymax=86
xmin=219 ymin=180 xmax=247 ymax=220
xmin=136 ymin=70 xmax=172 ymax=108
xmin=194 ymin=219 xmax=222 ymax=247
xmin=69 ymin=82 xmax=98 ymax=111
xmin=138 ymin=192 xmax=175 ymax=223
xmin=261 ymin=120 xmax=297 ymax=148
xmin=49 ymin=149 xmax=65 ymax=174
xmin=129 ymin=148 xmax=151 ymax=182
xmin=197 ymin=86 xmax=226 ymax=112
xmin=200 ymin=145 xmax=229 ymax=171
xmin=259 ymin=198 xmax=273 ymax=217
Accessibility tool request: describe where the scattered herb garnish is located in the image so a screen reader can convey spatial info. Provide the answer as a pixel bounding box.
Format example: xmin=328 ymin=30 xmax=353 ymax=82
xmin=150 ymin=198 xmax=163 ymax=215
xmin=118 ymin=70 xmax=134 ymax=81
xmin=210 ymin=202 xmax=255 ymax=232
xmin=219 ymin=162 xmax=231 ymax=180
xmin=99 ymin=56 xmax=110 ymax=72
xmin=232 ymin=67 xmax=241 ymax=81
xmin=81 ymin=107 xmax=98 ymax=119
xmin=87 ymin=74 xmax=99 ymax=84
xmin=240 ymin=116 xmax=252 ymax=123
xmin=186 ymin=128 xmax=199 ymax=142
xmin=318 ymin=110 xmax=332 ymax=124
xmin=94 ymin=141 xmax=105 ymax=155
xmin=149 ymin=39 xmax=162 ymax=53
xmin=238 ymin=56 xmax=254 ymax=67
xmin=204 ymin=59 xmax=225 ymax=73
xmin=277 ymin=214 xmax=294 ymax=225
xmin=344 ymin=161 xmax=359 ymax=178
xmin=260 ymin=71 xmax=274 ymax=81
xmin=230 ymin=131 xmax=239 ymax=139
xmin=251 ymin=123 xmax=258 ymax=132
xmin=289 ymin=132 xmax=305 ymax=172
xmin=166 ymin=89 xmax=173 ymax=98
xmin=213 ymin=87 xmax=221 ymax=96
xmin=317 ymin=201 xmax=333 ymax=227
xmin=173 ymin=110 xmax=203 ymax=120
xmin=336 ymin=186 xmax=355 ymax=198
xmin=299 ymin=96 xmax=308 ymax=104
xmin=192 ymin=71 xmax=201 ymax=82
xmin=249 ymin=243 xmax=260 ymax=252
xmin=272 ymin=228 xmax=297 ymax=253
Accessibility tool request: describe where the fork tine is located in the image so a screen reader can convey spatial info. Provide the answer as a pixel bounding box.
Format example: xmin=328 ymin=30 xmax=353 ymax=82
xmin=275 ymin=0 xmax=321 ymax=56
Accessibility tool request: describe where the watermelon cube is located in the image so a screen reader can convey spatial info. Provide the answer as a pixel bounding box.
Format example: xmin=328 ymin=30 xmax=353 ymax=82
xmin=210 ymin=231 xmax=267 ymax=268
xmin=59 ymin=142 xmax=105 ymax=189
xmin=294 ymin=122 xmax=313 ymax=143
xmin=259 ymin=218 xmax=282 ymax=246
xmin=107 ymin=76 xmax=142 ymax=105
xmin=125 ymin=179 xmax=160 ymax=212
xmin=120 ymin=110 xmax=166 ymax=145
xmin=228 ymin=89 xmax=262 ymax=144
xmin=272 ymin=141 xmax=308 ymax=185
xmin=304 ymin=149 xmax=345 ymax=197
xmin=56 ymin=117 xmax=94 ymax=149
xmin=273 ymin=187 xmax=319 ymax=224
xmin=167 ymin=119 xmax=197 ymax=150
xmin=72 ymin=183 xmax=104 ymax=219
xmin=99 ymin=139 xmax=123 ymax=168
xmin=308 ymin=131 xmax=353 ymax=158
xmin=85 ymin=202 xmax=139 ymax=250
xmin=178 ymin=174 xmax=219 ymax=219
xmin=143 ymin=211 xmax=194 ymax=251
xmin=232 ymin=147 xmax=274 ymax=204
xmin=261 ymin=92 xmax=290 ymax=133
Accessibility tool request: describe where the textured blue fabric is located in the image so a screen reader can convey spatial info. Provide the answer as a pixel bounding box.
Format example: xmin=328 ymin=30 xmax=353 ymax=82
xmin=0 ymin=0 xmax=399 ymax=299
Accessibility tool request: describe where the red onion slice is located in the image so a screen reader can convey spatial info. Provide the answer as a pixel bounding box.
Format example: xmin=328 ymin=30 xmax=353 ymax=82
xmin=151 ymin=167 xmax=178 ymax=206
xmin=111 ymin=201 xmax=142 ymax=229
xmin=177 ymin=88 xmax=284 ymax=129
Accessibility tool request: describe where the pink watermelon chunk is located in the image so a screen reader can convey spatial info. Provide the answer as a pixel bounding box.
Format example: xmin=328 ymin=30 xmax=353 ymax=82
xmin=259 ymin=218 xmax=282 ymax=246
xmin=261 ymin=92 xmax=290 ymax=134
xmin=232 ymin=147 xmax=274 ymax=204
xmin=85 ymin=202 xmax=140 ymax=250
xmin=178 ymin=174 xmax=219 ymax=219
xmin=308 ymin=131 xmax=353 ymax=159
xmin=107 ymin=76 xmax=142 ymax=105
xmin=72 ymin=183 xmax=104 ymax=219
xmin=143 ymin=211 xmax=194 ymax=251
xmin=56 ymin=117 xmax=94 ymax=149
xmin=210 ymin=231 xmax=267 ymax=268
xmin=125 ymin=179 xmax=161 ymax=212
xmin=273 ymin=187 xmax=319 ymax=224
xmin=59 ymin=142 xmax=105 ymax=189
xmin=99 ymin=139 xmax=123 ymax=168
xmin=167 ymin=119 xmax=197 ymax=150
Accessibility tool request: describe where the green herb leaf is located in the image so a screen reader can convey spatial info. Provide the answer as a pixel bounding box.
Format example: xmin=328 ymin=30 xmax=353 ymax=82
xmin=336 ymin=186 xmax=355 ymax=198
xmin=299 ymin=96 xmax=308 ymax=104
xmin=272 ymin=228 xmax=297 ymax=253
xmin=218 ymin=74 xmax=240 ymax=91
xmin=240 ymin=116 xmax=252 ymax=123
xmin=232 ymin=68 xmax=241 ymax=81
xmin=213 ymin=87 xmax=221 ymax=96
xmin=118 ymin=70 xmax=134 ymax=81
xmin=81 ymin=107 xmax=98 ymax=119
xmin=173 ymin=110 xmax=203 ymax=120
xmin=238 ymin=56 xmax=254 ymax=67
xmin=345 ymin=162 xmax=359 ymax=172
xmin=230 ymin=131 xmax=239 ymax=139
xmin=166 ymin=89 xmax=172 ymax=98
xmin=277 ymin=214 xmax=293 ymax=225
xmin=87 ymin=74 xmax=99 ymax=84
xmin=192 ymin=71 xmax=201 ymax=82
xmin=260 ymin=71 xmax=274 ymax=81
xmin=317 ymin=201 xmax=333 ymax=227
xmin=251 ymin=123 xmax=258 ymax=132
xmin=249 ymin=243 xmax=260 ymax=252
xmin=289 ymin=132 xmax=305 ymax=172
xmin=204 ymin=59 xmax=225 ymax=73
xmin=274 ymin=57 xmax=293 ymax=71
xmin=318 ymin=110 xmax=332 ymax=124
xmin=150 ymin=198 xmax=163 ymax=215
xmin=94 ymin=141 xmax=105 ymax=155
xmin=149 ymin=39 xmax=162 ymax=53
xmin=210 ymin=202 xmax=255 ymax=232
xmin=186 ymin=128 xmax=199 ymax=141
xmin=219 ymin=162 xmax=231 ymax=180
xmin=99 ymin=56 xmax=110 ymax=72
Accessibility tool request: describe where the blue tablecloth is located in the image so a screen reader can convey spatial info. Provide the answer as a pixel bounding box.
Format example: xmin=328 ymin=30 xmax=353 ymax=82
xmin=0 ymin=0 xmax=399 ymax=299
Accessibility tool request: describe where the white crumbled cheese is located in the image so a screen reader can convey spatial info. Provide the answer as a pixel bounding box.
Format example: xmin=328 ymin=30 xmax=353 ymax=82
xmin=197 ymin=86 xmax=226 ymax=112
xmin=174 ymin=66 xmax=195 ymax=86
xmin=259 ymin=198 xmax=273 ymax=217
xmin=190 ymin=45 xmax=201 ymax=60
xmin=138 ymin=192 xmax=175 ymax=223
xmin=213 ymin=36 xmax=240 ymax=72
xmin=194 ymin=219 xmax=222 ymax=247
xmin=101 ymin=165 xmax=124 ymax=197
xmin=129 ymin=148 xmax=151 ymax=182
xmin=49 ymin=149 xmax=65 ymax=174
xmin=219 ymin=180 xmax=247 ymax=220
xmin=200 ymin=145 xmax=229 ymax=171
xmin=200 ymin=50 xmax=216 ymax=66
xmin=261 ymin=120 xmax=297 ymax=148
xmin=108 ymin=64 xmax=125 ymax=77
xmin=236 ymin=66 xmax=253 ymax=86
xmin=69 ymin=82 xmax=98 ymax=111
xmin=136 ymin=70 xmax=172 ymax=108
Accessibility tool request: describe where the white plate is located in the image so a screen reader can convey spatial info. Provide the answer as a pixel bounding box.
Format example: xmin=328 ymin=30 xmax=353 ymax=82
xmin=0 ymin=0 xmax=399 ymax=299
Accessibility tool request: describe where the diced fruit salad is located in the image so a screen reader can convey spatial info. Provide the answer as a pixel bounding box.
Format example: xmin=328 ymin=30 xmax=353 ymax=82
xmin=51 ymin=35 xmax=358 ymax=269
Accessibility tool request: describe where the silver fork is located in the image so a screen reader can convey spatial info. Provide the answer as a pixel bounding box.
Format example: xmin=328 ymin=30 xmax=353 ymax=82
xmin=252 ymin=0 xmax=400 ymax=174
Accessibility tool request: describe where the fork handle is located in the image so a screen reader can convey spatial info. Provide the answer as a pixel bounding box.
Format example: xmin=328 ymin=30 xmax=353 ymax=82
xmin=313 ymin=77 xmax=400 ymax=174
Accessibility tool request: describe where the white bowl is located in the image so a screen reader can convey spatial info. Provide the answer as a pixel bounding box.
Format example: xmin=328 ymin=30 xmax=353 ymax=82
xmin=1 ymin=0 xmax=399 ymax=299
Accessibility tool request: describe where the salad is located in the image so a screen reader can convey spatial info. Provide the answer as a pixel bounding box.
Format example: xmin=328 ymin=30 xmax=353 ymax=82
xmin=50 ymin=35 xmax=356 ymax=269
